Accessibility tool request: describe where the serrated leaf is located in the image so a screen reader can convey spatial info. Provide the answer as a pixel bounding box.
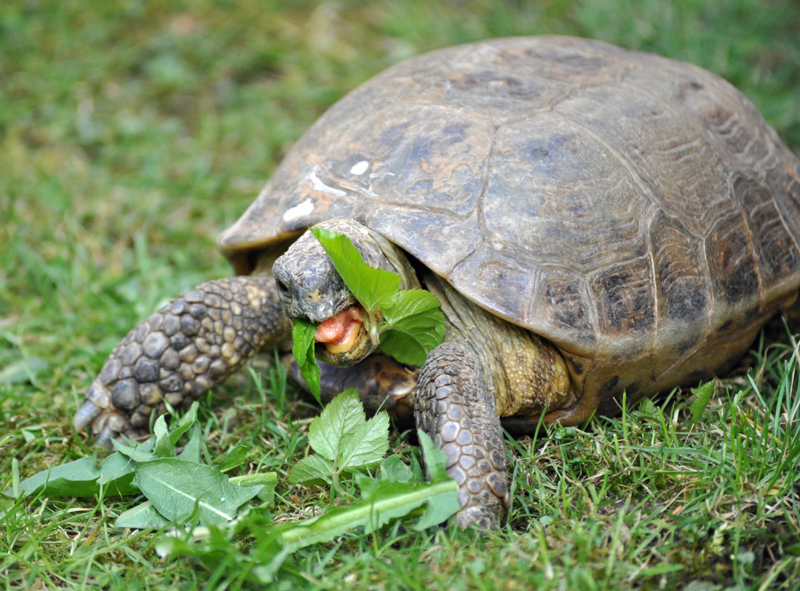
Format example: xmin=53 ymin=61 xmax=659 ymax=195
xmin=134 ymin=458 xmax=261 ymax=525
xmin=308 ymin=388 xmax=367 ymax=462
xmin=310 ymin=227 xmax=400 ymax=310
xmin=5 ymin=454 xmax=101 ymax=498
xmin=115 ymin=501 xmax=169 ymax=529
xmin=378 ymin=329 xmax=431 ymax=366
xmin=379 ymin=320 xmax=445 ymax=366
xmin=689 ymin=381 xmax=716 ymax=426
xmin=292 ymin=229 xmax=445 ymax=375
xmin=382 ymin=289 xmax=442 ymax=324
xmin=378 ymin=292 xmax=445 ymax=366
xmin=292 ymin=319 xmax=320 ymax=403
xmin=339 ymin=411 xmax=390 ymax=471
xmin=288 ymin=455 xmax=334 ymax=485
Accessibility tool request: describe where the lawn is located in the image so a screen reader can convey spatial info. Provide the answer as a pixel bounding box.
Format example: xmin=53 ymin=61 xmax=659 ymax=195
xmin=1 ymin=0 xmax=800 ymax=589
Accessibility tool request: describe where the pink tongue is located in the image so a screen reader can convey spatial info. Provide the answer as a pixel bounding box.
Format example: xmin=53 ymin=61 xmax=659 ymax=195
xmin=315 ymin=307 xmax=363 ymax=345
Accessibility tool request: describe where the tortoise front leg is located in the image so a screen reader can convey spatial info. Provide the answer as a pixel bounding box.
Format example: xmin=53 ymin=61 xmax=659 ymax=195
xmin=414 ymin=341 xmax=510 ymax=529
xmin=74 ymin=275 xmax=292 ymax=448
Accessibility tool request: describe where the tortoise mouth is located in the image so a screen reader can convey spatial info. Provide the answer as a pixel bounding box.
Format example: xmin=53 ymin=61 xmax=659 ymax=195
xmin=314 ymin=306 xmax=363 ymax=354
xmin=315 ymin=305 xmax=377 ymax=367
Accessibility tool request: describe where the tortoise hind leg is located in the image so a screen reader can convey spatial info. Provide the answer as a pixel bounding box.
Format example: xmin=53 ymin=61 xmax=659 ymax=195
xmin=74 ymin=275 xmax=291 ymax=448
xmin=414 ymin=341 xmax=510 ymax=529
xmin=285 ymin=353 xmax=418 ymax=427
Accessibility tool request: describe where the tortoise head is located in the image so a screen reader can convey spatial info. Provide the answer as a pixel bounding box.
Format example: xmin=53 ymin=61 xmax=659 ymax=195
xmin=272 ymin=220 xmax=417 ymax=367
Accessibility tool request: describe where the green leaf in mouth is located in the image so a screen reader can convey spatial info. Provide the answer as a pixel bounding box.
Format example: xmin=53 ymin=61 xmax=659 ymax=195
xmin=291 ymin=227 xmax=446 ymax=379
xmin=292 ymin=318 xmax=321 ymax=403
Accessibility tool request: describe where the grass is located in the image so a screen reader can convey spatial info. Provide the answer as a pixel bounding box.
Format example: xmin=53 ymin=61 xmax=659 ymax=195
xmin=1 ymin=0 xmax=800 ymax=588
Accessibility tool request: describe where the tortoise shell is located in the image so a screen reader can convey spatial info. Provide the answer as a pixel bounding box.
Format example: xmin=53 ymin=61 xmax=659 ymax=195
xmin=217 ymin=36 xmax=800 ymax=421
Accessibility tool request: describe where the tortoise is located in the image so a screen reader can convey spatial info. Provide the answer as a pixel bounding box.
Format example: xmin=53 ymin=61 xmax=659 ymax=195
xmin=74 ymin=36 xmax=800 ymax=529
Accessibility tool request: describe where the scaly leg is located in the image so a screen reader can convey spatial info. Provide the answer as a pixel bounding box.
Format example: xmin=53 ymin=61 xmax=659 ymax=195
xmin=414 ymin=341 xmax=509 ymax=529
xmin=74 ymin=275 xmax=291 ymax=447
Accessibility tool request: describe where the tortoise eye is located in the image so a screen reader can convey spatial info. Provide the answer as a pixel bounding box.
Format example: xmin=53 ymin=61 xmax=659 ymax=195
xmin=275 ymin=279 xmax=291 ymax=299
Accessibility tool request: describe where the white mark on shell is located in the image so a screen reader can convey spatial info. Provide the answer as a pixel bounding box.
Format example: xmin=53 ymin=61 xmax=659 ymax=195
xmin=350 ymin=160 xmax=369 ymax=175
xmin=282 ymin=198 xmax=315 ymax=222
xmin=308 ymin=170 xmax=347 ymax=197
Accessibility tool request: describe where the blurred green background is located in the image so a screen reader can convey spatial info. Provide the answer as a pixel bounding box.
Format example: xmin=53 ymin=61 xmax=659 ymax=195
xmin=1 ymin=1 xmax=800 ymax=588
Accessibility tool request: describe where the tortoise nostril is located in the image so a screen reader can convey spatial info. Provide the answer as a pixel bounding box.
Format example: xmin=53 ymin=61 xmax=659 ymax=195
xmin=306 ymin=289 xmax=325 ymax=302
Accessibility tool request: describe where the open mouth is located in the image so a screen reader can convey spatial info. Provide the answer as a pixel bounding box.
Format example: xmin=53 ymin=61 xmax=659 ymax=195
xmin=314 ymin=306 xmax=364 ymax=354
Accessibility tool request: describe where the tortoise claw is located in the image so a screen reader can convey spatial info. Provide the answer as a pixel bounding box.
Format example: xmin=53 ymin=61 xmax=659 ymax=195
xmin=72 ymin=398 xmax=103 ymax=432
xmin=94 ymin=425 xmax=116 ymax=451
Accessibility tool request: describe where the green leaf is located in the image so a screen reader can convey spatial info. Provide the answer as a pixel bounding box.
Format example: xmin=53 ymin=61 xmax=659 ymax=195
xmin=292 ymin=318 xmax=320 ymax=403
xmin=111 ymin=437 xmax=156 ymax=463
xmin=153 ymin=415 xmax=171 ymax=457
xmin=97 ymin=452 xmax=139 ymax=495
xmin=115 ymin=501 xmax=169 ymax=529
xmin=159 ymin=432 xmax=458 ymax=581
xmin=219 ymin=444 xmax=250 ymax=472
xmin=379 ymin=319 xmax=444 ymax=366
xmin=6 ymin=454 xmax=101 ymax=498
xmin=309 ymin=388 xmax=367 ymax=462
xmin=289 ymin=389 xmax=388 ymax=488
xmin=310 ymin=227 xmax=400 ymax=310
xmin=177 ymin=423 xmax=203 ymax=464
xmin=339 ymin=411 xmax=390 ymax=471
xmin=134 ymin=458 xmax=261 ymax=525
xmin=229 ymin=472 xmax=278 ymax=505
xmin=277 ymin=469 xmax=459 ymax=546
xmin=382 ymin=289 xmax=442 ymax=324
xmin=412 ymin=430 xmax=461 ymax=530
xmin=288 ymin=454 xmax=334 ymax=486
xmin=291 ymin=228 xmax=445 ymax=374
xmin=418 ymin=430 xmax=449 ymax=482
xmin=378 ymin=290 xmax=445 ymax=365
xmin=380 ymin=454 xmax=413 ymax=483
xmin=154 ymin=401 xmax=199 ymax=457
xmin=689 ymin=381 xmax=716 ymax=426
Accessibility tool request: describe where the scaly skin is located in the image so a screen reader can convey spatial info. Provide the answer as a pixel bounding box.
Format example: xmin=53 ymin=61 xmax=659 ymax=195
xmin=74 ymin=275 xmax=291 ymax=447
xmin=414 ymin=341 xmax=510 ymax=529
